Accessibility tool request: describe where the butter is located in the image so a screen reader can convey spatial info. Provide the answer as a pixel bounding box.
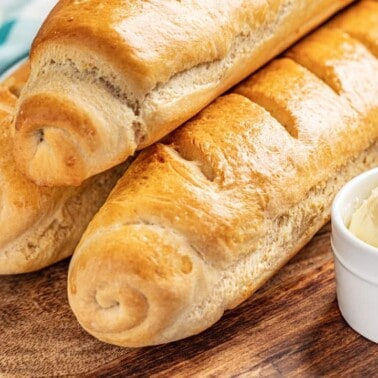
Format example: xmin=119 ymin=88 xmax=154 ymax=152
xmin=349 ymin=187 xmax=378 ymax=248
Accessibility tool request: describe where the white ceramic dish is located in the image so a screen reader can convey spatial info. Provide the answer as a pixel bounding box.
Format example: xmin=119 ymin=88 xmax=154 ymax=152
xmin=331 ymin=167 xmax=378 ymax=343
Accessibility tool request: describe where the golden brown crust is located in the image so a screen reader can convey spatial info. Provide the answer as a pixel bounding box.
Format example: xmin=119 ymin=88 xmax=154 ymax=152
xmin=326 ymin=1 xmax=378 ymax=58
xmin=68 ymin=2 xmax=378 ymax=347
xmin=0 ymin=88 xmax=17 ymax=115
xmin=1 ymin=61 xmax=30 ymax=97
xmin=14 ymin=0 xmax=353 ymax=185
xmin=32 ymin=0 xmax=352 ymax=95
xmin=285 ymin=28 xmax=378 ymax=117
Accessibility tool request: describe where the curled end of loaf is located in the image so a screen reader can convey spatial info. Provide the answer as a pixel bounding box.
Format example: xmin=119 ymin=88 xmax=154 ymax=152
xmin=68 ymin=224 xmax=212 ymax=347
xmin=14 ymin=94 xmax=100 ymax=186
xmin=0 ymin=160 xmax=125 ymax=275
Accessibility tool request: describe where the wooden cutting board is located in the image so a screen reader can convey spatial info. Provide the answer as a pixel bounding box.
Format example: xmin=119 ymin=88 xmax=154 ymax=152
xmin=1 ymin=223 xmax=377 ymax=377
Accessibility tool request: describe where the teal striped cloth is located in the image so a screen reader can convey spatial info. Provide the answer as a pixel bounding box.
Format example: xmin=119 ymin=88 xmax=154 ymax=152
xmin=0 ymin=0 xmax=57 ymax=74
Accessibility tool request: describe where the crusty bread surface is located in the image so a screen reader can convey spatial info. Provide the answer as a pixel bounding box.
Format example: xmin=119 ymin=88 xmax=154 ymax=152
xmin=1 ymin=61 xmax=31 ymax=97
xmin=0 ymin=66 xmax=126 ymax=275
xmin=67 ymin=1 xmax=378 ymax=347
xmin=13 ymin=0 xmax=353 ymax=186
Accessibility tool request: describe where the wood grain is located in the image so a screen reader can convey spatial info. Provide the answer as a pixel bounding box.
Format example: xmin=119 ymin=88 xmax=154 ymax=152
xmin=1 ymin=223 xmax=377 ymax=377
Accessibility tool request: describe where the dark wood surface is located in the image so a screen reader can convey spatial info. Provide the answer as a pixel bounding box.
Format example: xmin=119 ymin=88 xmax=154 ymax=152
xmin=1 ymin=223 xmax=377 ymax=377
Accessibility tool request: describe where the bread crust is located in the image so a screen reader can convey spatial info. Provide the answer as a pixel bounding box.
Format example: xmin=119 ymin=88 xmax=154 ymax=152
xmin=0 ymin=66 xmax=126 ymax=275
xmin=1 ymin=61 xmax=30 ymax=97
xmin=68 ymin=1 xmax=378 ymax=347
xmin=14 ymin=0 xmax=353 ymax=185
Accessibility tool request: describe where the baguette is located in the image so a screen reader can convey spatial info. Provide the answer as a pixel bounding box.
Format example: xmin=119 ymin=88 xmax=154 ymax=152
xmin=1 ymin=60 xmax=30 ymax=97
xmin=13 ymin=0 xmax=353 ymax=186
xmin=68 ymin=1 xmax=378 ymax=347
xmin=0 ymin=66 xmax=126 ymax=275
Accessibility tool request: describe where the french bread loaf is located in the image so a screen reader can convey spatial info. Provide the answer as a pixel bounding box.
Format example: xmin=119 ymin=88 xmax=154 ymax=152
xmin=0 ymin=65 xmax=126 ymax=275
xmin=13 ymin=0 xmax=353 ymax=186
xmin=68 ymin=1 xmax=378 ymax=347
xmin=1 ymin=60 xmax=30 ymax=97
